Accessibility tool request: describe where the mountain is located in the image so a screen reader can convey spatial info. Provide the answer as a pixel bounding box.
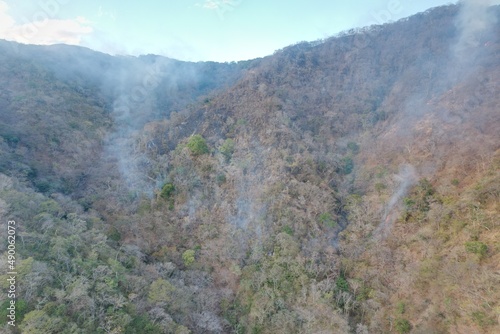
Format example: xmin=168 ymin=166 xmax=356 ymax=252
xmin=0 ymin=3 xmax=498 ymax=333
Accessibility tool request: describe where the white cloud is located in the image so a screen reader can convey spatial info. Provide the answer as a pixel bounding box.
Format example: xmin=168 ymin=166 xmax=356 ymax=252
xmin=197 ymin=0 xmax=242 ymax=20
xmin=200 ymin=0 xmax=241 ymax=11
xmin=203 ymin=1 xmax=219 ymax=10
xmin=97 ymin=5 xmax=116 ymax=21
xmin=0 ymin=1 xmax=92 ymax=45
xmin=0 ymin=1 xmax=15 ymax=31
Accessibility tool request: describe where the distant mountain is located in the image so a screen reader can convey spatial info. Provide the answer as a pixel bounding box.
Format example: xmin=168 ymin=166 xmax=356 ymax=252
xmin=0 ymin=40 xmax=255 ymax=195
xmin=0 ymin=4 xmax=498 ymax=333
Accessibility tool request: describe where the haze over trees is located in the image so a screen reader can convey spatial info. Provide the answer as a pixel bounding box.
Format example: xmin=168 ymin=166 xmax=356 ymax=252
xmin=0 ymin=3 xmax=499 ymax=333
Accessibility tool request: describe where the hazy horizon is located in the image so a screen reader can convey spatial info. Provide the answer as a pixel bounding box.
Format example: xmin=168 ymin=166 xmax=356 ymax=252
xmin=1 ymin=0 xmax=487 ymax=62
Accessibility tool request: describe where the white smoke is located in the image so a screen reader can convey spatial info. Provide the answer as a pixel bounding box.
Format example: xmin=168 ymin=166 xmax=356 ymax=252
xmin=375 ymin=165 xmax=418 ymax=240
xmin=106 ymin=59 xmax=169 ymax=194
xmin=453 ymin=0 xmax=497 ymax=64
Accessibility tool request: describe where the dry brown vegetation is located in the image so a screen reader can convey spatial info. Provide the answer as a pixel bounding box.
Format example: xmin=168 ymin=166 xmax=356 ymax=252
xmin=0 ymin=4 xmax=498 ymax=333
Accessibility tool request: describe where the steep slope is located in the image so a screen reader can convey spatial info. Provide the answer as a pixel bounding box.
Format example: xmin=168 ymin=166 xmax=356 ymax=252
xmin=0 ymin=40 xmax=253 ymax=196
xmin=0 ymin=3 xmax=498 ymax=334
xmin=132 ymin=4 xmax=499 ymax=333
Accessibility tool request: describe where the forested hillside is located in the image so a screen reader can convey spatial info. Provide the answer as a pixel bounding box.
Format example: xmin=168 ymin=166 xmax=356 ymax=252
xmin=0 ymin=3 xmax=498 ymax=333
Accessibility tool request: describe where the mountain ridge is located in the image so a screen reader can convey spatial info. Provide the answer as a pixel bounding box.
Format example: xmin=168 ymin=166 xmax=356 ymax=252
xmin=0 ymin=3 xmax=498 ymax=333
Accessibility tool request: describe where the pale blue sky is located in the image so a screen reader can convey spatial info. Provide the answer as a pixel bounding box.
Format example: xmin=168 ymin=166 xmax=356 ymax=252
xmin=0 ymin=0 xmax=484 ymax=62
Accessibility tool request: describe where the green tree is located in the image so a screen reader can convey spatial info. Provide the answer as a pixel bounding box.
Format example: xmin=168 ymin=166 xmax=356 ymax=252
xmin=187 ymin=135 xmax=209 ymax=156
xmin=335 ymin=275 xmax=349 ymax=293
xmin=219 ymin=138 xmax=235 ymax=161
xmin=160 ymin=183 xmax=175 ymax=199
xmin=125 ymin=315 xmax=163 ymax=334
xmin=339 ymin=156 xmax=354 ymax=175
xmin=465 ymin=241 xmax=488 ymax=258
xmin=182 ymin=249 xmax=196 ymax=266
xmin=148 ymin=279 xmax=176 ymax=304
xmin=318 ymin=212 xmax=337 ymax=228
xmin=395 ymin=318 xmax=412 ymax=333
xmin=347 ymin=141 xmax=360 ymax=154
xmin=19 ymin=310 xmax=66 ymax=333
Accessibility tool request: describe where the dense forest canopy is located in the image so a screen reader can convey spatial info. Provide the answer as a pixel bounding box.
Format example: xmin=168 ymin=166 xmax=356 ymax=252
xmin=0 ymin=3 xmax=499 ymax=333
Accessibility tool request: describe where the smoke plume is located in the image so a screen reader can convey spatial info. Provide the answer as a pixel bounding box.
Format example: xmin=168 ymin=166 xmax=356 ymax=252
xmin=375 ymin=165 xmax=418 ymax=240
xmin=451 ymin=0 xmax=497 ymax=75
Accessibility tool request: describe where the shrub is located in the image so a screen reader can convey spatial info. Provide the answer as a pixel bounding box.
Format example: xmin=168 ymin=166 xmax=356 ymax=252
xmin=355 ymin=285 xmax=373 ymax=301
xmin=160 ymin=183 xmax=175 ymax=199
xmin=34 ymin=179 xmax=51 ymax=193
xmin=125 ymin=315 xmax=162 ymax=334
xmin=318 ymin=212 xmax=337 ymax=228
xmin=376 ymin=110 xmax=388 ymax=122
xmin=187 ymin=134 xmax=209 ymax=156
xmin=465 ymin=241 xmax=488 ymax=257
xmin=107 ymin=227 xmax=122 ymax=242
xmin=418 ymin=178 xmax=435 ymax=197
xmin=347 ymin=141 xmax=360 ymax=154
xmin=395 ymin=318 xmax=412 ymax=333
xmin=396 ymin=301 xmax=406 ymax=314
xmin=216 ymin=173 xmax=227 ymax=185
xmin=317 ymin=160 xmax=328 ymax=173
xmin=282 ymin=225 xmax=294 ymax=236
xmin=335 ymin=276 xmax=349 ymax=293
xmin=1 ymin=133 xmax=19 ymax=145
xmin=220 ymin=138 xmax=235 ymax=161
xmin=471 ymin=311 xmax=495 ymax=327
xmin=339 ymin=156 xmax=354 ymax=175
xmin=0 ymin=299 xmax=27 ymax=324
xmin=182 ymin=249 xmax=195 ymax=266
xmin=148 ymin=279 xmax=176 ymax=303
xmin=403 ymin=197 xmax=415 ymax=208
xmin=375 ymin=182 xmax=386 ymax=194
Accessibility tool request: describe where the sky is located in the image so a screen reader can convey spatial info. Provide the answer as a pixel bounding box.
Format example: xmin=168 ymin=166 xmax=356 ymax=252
xmin=0 ymin=0 xmax=497 ymax=62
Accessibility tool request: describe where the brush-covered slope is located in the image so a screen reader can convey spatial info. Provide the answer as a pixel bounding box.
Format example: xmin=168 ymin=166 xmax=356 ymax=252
xmin=0 ymin=3 xmax=499 ymax=334
xmin=0 ymin=39 xmax=253 ymax=196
